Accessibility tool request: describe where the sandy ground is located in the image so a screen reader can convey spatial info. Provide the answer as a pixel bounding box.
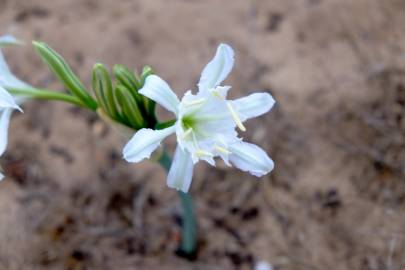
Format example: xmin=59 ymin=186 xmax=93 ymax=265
xmin=0 ymin=0 xmax=405 ymax=269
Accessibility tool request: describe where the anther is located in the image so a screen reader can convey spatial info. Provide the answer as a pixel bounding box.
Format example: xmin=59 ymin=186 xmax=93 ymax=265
xmin=196 ymin=149 xmax=214 ymax=158
xmin=211 ymin=89 xmax=225 ymax=100
xmin=215 ymin=146 xmax=231 ymax=155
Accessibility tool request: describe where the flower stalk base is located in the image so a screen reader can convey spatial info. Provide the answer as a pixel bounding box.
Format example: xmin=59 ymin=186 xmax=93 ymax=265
xmin=157 ymin=150 xmax=197 ymax=258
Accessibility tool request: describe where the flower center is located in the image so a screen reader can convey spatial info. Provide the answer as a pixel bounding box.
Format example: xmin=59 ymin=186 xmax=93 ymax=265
xmin=181 ymin=115 xmax=196 ymax=130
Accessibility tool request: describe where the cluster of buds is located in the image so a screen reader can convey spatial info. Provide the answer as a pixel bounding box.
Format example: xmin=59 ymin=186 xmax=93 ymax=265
xmin=33 ymin=42 xmax=157 ymax=135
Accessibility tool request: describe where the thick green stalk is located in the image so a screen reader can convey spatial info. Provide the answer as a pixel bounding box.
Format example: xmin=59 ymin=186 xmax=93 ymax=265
xmin=157 ymin=150 xmax=197 ymax=256
xmin=7 ymin=87 xmax=90 ymax=109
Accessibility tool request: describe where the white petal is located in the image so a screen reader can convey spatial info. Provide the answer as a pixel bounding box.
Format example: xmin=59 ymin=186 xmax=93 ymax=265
xmin=198 ymin=43 xmax=234 ymax=92
xmin=0 ymin=51 xmax=30 ymax=89
xmin=0 ymin=35 xmax=23 ymax=47
xmin=0 ymin=52 xmax=11 ymax=76
xmin=139 ymin=75 xmax=180 ymax=115
xmin=229 ymin=141 xmax=274 ymax=177
xmin=123 ymin=126 xmax=175 ymax=163
xmin=167 ymin=146 xmax=194 ymax=193
xmin=0 ymin=172 xmax=3 ymax=181
xmin=232 ymin=92 xmax=275 ymax=122
xmin=214 ymin=135 xmax=233 ymax=166
xmin=0 ymin=108 xmax=12 ymax=156
xmin=0 ymin=86 xmax=21 ymax=111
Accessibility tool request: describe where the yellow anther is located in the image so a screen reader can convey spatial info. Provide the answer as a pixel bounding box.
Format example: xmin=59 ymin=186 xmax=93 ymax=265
xmin=215 ymin=146 xmax=231 ymax=155
xmin=211 ymin=89 xmax=225 ymax=100
xmin=182 ymin=128 xmax=193 ymax=139
xmin=183 ymin=98 xmax=206 ymax=107
xmin=196 ymin=149 xmax=213 ymax=158
xmin=226 ymin=102 xmax=246 ymax=132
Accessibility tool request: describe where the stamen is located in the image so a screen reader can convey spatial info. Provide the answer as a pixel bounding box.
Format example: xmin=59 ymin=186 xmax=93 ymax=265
xmin=196 ymin=149 xmax=214 ymax=158
xmin=215 ymin=146 xmax=231 ymax=155
xmin=226 ymin=102 xmax=246 ymax=131
xmin=182 ymin=128 xmax=193 ymax=139
xmin=191 ymin=131 xmax=199 ymax=148
xmin=211 ymin=89 xmax=224 ymax=100
xmin=183 ymin=98 xmax=206 ymax=107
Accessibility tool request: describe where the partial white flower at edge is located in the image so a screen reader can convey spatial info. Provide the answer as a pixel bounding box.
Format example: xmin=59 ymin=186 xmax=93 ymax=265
xmin=0 ymin=35 xmax=29 ymax=180
xmin=254 ymin=261 xmax=273 ymax=270
xmin=123 ymin=44 xmax=275 ymax=193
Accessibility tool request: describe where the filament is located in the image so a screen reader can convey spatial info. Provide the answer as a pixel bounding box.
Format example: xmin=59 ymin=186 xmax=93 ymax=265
xmin=226 ymin=102 xmax=246 ymax=131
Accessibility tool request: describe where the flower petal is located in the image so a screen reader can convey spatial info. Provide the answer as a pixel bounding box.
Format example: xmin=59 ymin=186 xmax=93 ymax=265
xmin=198 ymin=43 xmax=234 ymax=92
xmin=167 ymin=146 xmax=194 ymax=193
xmin=229 ymin=141 xmax=274 ymax=177
xmin=123 ymin=126 xmax=175 ymax=163
xmin=0 ymin=86 xmax=21 ymax=111
xmin=0 ymin=172 xmax=3 ymax=181
xmin=139 ymin=75 xmax=180 ymax=115
xmin=232 ymin=92 xmax=275 ymax=122
xmin=0 ymin=51 xmax=30 ymax=89
xmin=0 ymin=35 xmax=23 ymax=47
xmin=0 ymin=108 xmax=12 ymax=156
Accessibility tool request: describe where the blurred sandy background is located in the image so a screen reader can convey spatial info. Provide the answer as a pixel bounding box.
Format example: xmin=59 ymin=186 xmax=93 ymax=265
xmin=0 ymin=0 xmax=405 ymax=269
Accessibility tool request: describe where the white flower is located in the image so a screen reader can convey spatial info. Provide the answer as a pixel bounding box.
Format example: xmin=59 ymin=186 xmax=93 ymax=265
xmin=123 ymin=44 xmax=275 ymax=193
xmin=0 ymin=35 xmax=23 ymax=47
xmin=0 ymin=35 xmax=28 ymax=180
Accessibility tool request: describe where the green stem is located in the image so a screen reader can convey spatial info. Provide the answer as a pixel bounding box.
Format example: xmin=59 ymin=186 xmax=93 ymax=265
xmin=158 ymin=150 xmax=197 ymax=256
xmin=7 ymin=87 xmax=92 ymax=110
xmin=154 ymin=119 xmax=176 ymax=130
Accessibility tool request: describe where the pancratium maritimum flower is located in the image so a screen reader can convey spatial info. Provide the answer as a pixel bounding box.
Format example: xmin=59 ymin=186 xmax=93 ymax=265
xmin=123 ymin=44 xmax=275 ymax=192
xmin=0 ymin=35 xmax=29 ymax=180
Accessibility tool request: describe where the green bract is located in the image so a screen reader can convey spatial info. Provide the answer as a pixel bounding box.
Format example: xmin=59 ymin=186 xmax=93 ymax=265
xmin=113 ymin=64 xmax=143 ymax=104
xmin=92 ymin=63 xmax=118 ymax=119
xmin=115 ymin=84 xmax=145 ymax=129
xmin=140 ymin=66 xmax=156 ymax=117
xmin=33 ymin=41 xmax=98 ymax=111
